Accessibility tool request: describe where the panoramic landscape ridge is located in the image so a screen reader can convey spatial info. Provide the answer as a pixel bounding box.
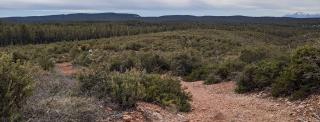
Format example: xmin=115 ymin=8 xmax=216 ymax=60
xmin=1 ymin=3 xmax=320 ymax=121
xmin=1 ymin=12 xmax=320 ymax=23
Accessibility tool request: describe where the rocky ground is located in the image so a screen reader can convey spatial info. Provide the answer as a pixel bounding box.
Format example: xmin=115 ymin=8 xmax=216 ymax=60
xmin=182 ymin=81 xmax=320 ymax=122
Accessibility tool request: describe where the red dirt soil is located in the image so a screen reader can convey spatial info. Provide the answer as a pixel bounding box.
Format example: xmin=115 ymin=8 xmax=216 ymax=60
xmin=55 ymin=62 xmax=77 ymax=77
xmin=181 ymin=81 xmax=297 ymax=122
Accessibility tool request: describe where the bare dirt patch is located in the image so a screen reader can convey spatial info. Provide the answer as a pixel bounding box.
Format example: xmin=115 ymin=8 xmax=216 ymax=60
xmin=181 ymin=81 xmax=298 ymax=122
xmin=55 ymin=62 xmax=78 ymax=77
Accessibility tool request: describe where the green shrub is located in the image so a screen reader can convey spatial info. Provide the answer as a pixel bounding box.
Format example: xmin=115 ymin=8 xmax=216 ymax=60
xmin=272 ymin=46 xmax=320 ymax=100
xmin=143 ymin=74 xmax=191 ymax=112
xmin=110 ymin=58 xmax=135 ymax=73
xmin=239 ymin=48 xmax=268 ymax=63
xmin=204 ymin=73 xmax=222 ymax=85
xmin=37 ymin=55 xmax=54 ymax=71
xmin=124 ymin=42 xmax=145 ymax=51
xmin=170 ymin=53 xmax=200 ymax=76
xmin=185 ymin=66 xmax=210 ymax=82
xmin=222 ymin=60 xmax=247 ymax=73
xmin=236 ymin=60 xmax=283 ymax=93
xmin=77 ymin=70 xmax=111 ymax=98
xmin=69 ymin=46 xmax=81 ymax=59
xmin=110 ymin=71 xmax=146 ymax=108
xmin=74 ymin=52 xmax=92 ymax=66
xmin=0 ymin=53 xmax=34 ymax=121
xmin=140 ymin=53 xmax=170 ymax=73
xmin=78 ymin=70 xmax=191 ymax=111
xmin=12 ymin=51 xmax=28 ymax=63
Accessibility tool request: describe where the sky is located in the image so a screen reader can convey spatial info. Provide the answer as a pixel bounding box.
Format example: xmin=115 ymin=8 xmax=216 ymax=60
xmin=0 ymin=0 xmax=319 ymax=17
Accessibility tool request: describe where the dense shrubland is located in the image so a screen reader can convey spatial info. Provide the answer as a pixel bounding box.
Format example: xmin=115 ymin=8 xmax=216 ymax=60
xmin=78 ymin=69 xmax=191 ymax=111
xmin=236 ymin=46 xmax=320 ymax=100
xmin=0 ymin=21 xmax=201 ymax=46
xmin=0 ymin=53 xmax=34 ymax=121
xmin=1 ymin=22 xmax=320 ymax=121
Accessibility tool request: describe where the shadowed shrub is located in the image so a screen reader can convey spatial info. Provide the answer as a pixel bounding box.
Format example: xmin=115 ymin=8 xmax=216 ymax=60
xmin=140 ymin=53 xmax=170 ymax=73
xmin=235 ymin=60 xmax=284 ymax=93
xmin=239 ymin=48 xmax=268 ymax=63
xmin=170 ymin=53 xmax=200 ymax=76
xmin=272 ymin=46 xmax=320 ymax=100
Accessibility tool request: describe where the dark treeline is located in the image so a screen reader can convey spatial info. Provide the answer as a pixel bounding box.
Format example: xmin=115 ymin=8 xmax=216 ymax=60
xmin=0 ymin=21 xmax=202 ymax=46
xmin=0 ymin=20 xmax=319 ymax=47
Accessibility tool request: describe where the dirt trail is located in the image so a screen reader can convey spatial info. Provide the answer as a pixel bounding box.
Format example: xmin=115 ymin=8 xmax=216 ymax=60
xmin=55 ymin=62 xmax=78 ymax=77
xmin=52 ymin=63 xmax=305 ymax=121
xmin=181 ymin=81 xmax=297 ymax=122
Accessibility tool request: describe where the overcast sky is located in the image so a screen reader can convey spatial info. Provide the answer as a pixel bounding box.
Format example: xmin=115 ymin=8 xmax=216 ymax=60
xmin=0 ymin=0 xmax=319 ymax=17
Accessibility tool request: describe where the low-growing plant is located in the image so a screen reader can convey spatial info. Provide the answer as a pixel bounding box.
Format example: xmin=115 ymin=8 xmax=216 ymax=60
xmin=239 ymin=47 xmax=268 ymax=63
xmin=0 ymin=53 xmax=34 ymax=121
xmin=37 ymin=54 xmax=54 ymax=70
xmin=123 ymin=42 xmax=145 ymax=51
xmin=143 ymin=74 xmax=191 ymax=112
xmin=12 ymin=51 xmax=29 ymax=63
xmin=77 ymin=69 xmax=191 ymax=111
xmin=235 ymin=60 xmax=284 ymax=93
xmin=74 ymin=52 xmax=92 ymax=66
xmin=272 ymin=46 xmax=320 ymax=100
xmin=110 ymin=58 xmax=136 ymax=73
xmin=170 ymin=53 xmax=200 ymax=76
xmin=140 ymin=53 xmax=170 ymax=73
xmin=204 ymin=73 xmax=222 ymax=85
xmin=185 ymin=66 xmax=210 ymax=82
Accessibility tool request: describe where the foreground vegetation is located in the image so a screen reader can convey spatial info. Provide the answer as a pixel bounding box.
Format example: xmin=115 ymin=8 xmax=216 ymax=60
xmin=1 ymin=21 xmax=320 ymax=121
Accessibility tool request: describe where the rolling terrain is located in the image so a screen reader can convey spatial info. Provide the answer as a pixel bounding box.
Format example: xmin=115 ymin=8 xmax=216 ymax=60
xmin=1 ymin=20 xmax=320 ymax=121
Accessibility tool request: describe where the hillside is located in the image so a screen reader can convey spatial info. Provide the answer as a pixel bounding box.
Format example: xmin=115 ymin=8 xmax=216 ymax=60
xmin=2 ymin=12 xmax=320 ymax=24
xmin=1 ymin=23 xmax=320 ymax=121
xmin=285 ymin=12 xmax=320 ymax=18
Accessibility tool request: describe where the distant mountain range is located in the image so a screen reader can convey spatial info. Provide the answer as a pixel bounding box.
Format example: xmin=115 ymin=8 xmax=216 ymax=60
xmin=285 ymin=12 xmax=320 ymax=18
xmin=1 ymin=12 xmax=320 ymax=23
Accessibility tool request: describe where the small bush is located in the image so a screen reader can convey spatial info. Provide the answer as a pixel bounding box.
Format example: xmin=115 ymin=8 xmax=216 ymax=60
xmin=74 ymin=52 xmax=92 ymax=66
xmin=140 ymin=53 xmax=170 ymax=73
xmin=204 ymin=73 xmax=222 ymax=85
xmin=143 ymin=74 xmax=191 ymax=112
xmin=236 ymin=60 xmax=283 ymax=93
xmin=78 ymin=69 xmax=191 ymax=111
xmin=69 ymin=46 xmax=81 ymax=59
xmin=124 ymin=42 xmax=145 ymax=51
xmin=272 ymin=46 xmax=320 ymax=100
xmin=110 ymin=71 xmax=146 ymax=108
xmin=0 ymin=53 xmax=34 ymax=121
xmin=78 ymin=70 xmax=110 ymax=98
xmin=110 ymin=58 xmax=136 ymax=73
xmin=12 ymin=51 xmax=28 ymax=62
xmin=239 ymin=48 xmax=268 ymax=63
xmin=37 ymin=55 xmax=54 ymax=70
xmin=170 ymin=53 xmax=200 ymax=76
xmin=185 ymin=66 xmax=210 ymax=82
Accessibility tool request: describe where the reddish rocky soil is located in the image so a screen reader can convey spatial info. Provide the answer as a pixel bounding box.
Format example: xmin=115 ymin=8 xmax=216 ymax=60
xmin=55 ymin=62 xmax=78 ymax=77
xmin=181 ymin=81 xmax=320 ymax=122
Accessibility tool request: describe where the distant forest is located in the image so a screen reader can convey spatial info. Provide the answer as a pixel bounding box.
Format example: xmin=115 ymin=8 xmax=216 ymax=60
xmin=0 ymin=13 xmax=320 ymax=47
xmin=0 ymin=21 xmax=201 ymax=46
